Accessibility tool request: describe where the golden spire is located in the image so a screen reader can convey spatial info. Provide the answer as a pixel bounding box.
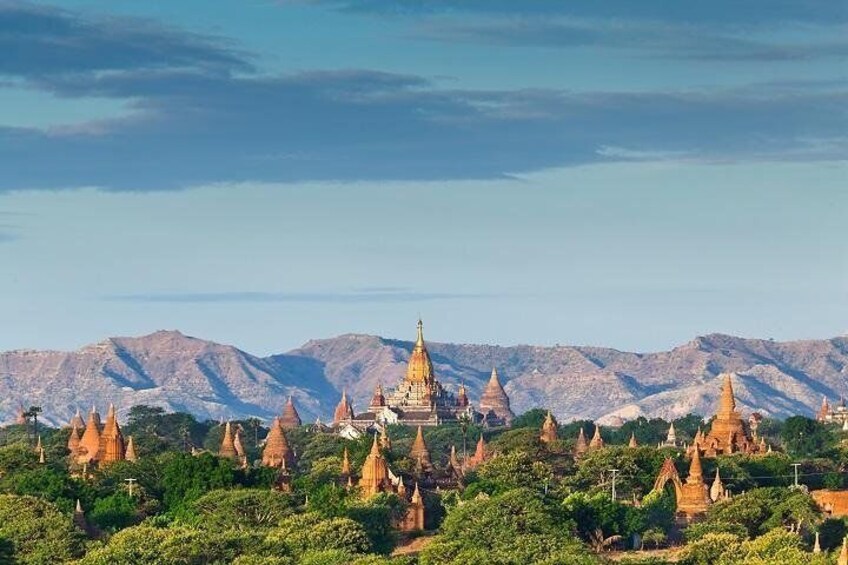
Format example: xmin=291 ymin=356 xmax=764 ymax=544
xmin=370 ymin=433 xmax=381 ymax=457
xmin=411 ymin=482 xmax=422 ymax=504
xmin=687 ymin=447 xmax=704 ymax=484
xmin=415 ymin=318 xmax=424 ymax=348
xmin=38 ymin=446 xmax=45 ymax=464
xmin=125 ymin=436 xmax=137 ymax=462
xmin=719 ymin=373 xmax=737 ymax=415
xmin=540 ymin=410 xmax=558 ymax=444
xmin=628 ymin=432 xmax=638 ymax=448
xmin=410 ymin=425 xmax=431 ymax=466
xmin=813 ymin=531 xmax=821 ymax=554
xmin=589 ymin=424 xmax=604 ymax=449
xmin=219 ymin=421 xmax=237 ymax=460
xmin=406 ymin=319 xmax=435 ymax=385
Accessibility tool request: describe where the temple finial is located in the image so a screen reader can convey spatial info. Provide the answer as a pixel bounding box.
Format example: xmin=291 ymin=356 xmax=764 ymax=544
xmin=415 ymin=318 xmax=424 ymax=348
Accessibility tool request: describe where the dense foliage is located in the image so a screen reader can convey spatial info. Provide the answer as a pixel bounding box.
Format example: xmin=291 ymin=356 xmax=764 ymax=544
xmin=0 ymin=408 xmax=846 ymax=563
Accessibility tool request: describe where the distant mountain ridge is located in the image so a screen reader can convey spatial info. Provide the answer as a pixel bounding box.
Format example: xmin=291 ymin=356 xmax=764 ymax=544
xmin=1 ymin=330 xmax=846 ymax=426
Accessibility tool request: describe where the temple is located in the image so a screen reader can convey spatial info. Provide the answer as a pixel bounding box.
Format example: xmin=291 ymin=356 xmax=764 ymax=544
xmin=478 ymin=368 xmax=514 ymax=426
xmin=69 ymin=405 xmax=130 ymax=468
xmin=338 ymin=320 xmax=492 ymax=428
xmin=693 ymin=373 xmax=762 ymax=457
xmin=281 ymin=396 xmax=302 ymax=429
xmin=817 ymin=395 xmax=848 ymax=426
xmin=539 ymin=411 xmax=558 ymax=443
xmin=651 ymin=452 xmax=712 ymax=520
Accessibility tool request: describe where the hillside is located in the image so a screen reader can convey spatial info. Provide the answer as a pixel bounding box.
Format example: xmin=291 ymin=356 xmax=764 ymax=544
xmin=2 ymin=330 xmax=846 ymax=426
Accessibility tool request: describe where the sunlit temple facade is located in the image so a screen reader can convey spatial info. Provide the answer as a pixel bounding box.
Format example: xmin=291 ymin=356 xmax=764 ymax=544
xmin=333 ymin=320 xmax=510 ymax=428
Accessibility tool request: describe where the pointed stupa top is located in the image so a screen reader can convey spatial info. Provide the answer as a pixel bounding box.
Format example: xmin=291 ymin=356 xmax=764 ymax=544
xmin=666 ymin=422 xmax=677 ymax=443
xmin=35 ymin=435 xmax=42 ymax=452
xmin=359 ymin=433 xmax=390 ymax=497
xmin=68 ymin=424 xmax=81 ymax=452
xmin=839 ymin=536 xmax=848 ymax=565
xmin=406 ymin=319 xmax=435 ymax=385
xmin=369 ymin=433 xmax=381 ymax=457
xmin=219 ymin=421 xmax=237 ymax=459
xmin=89 ymin=405 xmax=101 ymax=428
xmin=233 ymin=427 xmax=245 ymax=458
xmin=589 ymin=424 xmax=604 ymax=449
xmin=813 ymin=531 xmax=821 ymax=553
xmin=628 ymin=432 xmax=638 ymax=448
xmin=710 ymin=468 xmax=725 ymax=501
xmin=100 ymin=403 xmax=125 ymax=465
xmin=69 ymin=408 xmax=85 ymax=429
xmin=75 ymin=499 xmax=83 ymax=513
xmin=479 ymin=367 xmax=514 ymax=425
xmin=38 ymin=446 xmax=45 ymax=464
xmin=262 ymin=417 xmax=293 ymax=468
xmin=575 ymin=427 xmax=588 ymax=455
xmin=842 ymin=419 xmax=848 ymax=432
xmin=333 ymin=389 xmax=354 ymax=424
xmin=78 ymin=406 xmax=102 ymax=463
xmin=410 ymin=426 xmax=431 ymax=466
xmin=718 ymin=373 xmax=737 ymax=416
xmin=369 ymin=383 xmax=386 ymax=410
xmin=472 ymin=434 xmax=486 ymax=461
xmin=281 ymin=396 xmax=302 ymax=429
xmin=125 ymin=436 xmax=137 ymax=462
xmin=341 ymin=447 xmax=351 ymax=476
xmin=686 ymin=447 xmax=704 ymax=484
xmin=411 ymin=482 xmax=422 ymax=504
xmin=540 ymin=410 xmax=558 ymax=443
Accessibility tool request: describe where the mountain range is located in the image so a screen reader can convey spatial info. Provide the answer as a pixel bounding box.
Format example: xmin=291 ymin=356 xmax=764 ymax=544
xmin=1 ymin=330 xmax=846 ymax=427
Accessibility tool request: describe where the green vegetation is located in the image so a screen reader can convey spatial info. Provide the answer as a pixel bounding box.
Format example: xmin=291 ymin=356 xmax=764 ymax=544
xmin=1 ymin=408 xmax=847 ymax=563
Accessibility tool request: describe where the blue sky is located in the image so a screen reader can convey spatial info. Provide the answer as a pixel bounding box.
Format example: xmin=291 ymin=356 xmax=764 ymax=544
xmin=0 ymin=0 xmax=845 ymax=355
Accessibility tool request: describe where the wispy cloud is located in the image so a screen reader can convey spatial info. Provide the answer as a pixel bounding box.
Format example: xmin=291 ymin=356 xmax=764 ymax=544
xmin=0 ymin=3 xmax=845 ymax=191
xmin=104 ymin=289 xmax=490 ymax=303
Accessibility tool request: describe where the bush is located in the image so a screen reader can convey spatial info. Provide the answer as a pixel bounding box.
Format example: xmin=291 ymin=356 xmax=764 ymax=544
xmin=0 ymin=494 xmax=85 ymax=564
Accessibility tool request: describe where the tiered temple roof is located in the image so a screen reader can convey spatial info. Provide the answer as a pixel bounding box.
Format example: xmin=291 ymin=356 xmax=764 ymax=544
xmin=69 ymin=405 xmax=132 ymax=467
xmin=478 ymin=368 xmax=514 ymax=426
xmin=575 ymin=427 xmax=588 ymax=457
xmin=697 ymin=373 xmax=760 ymax=456
xmin=359 ymin=435 xmax=392 ymax=497
xmin=677 ymin=448 xmax=711 ymax=517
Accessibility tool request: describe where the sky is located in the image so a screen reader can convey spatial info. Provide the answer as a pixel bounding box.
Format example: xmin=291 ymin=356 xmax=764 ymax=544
xmin=0 ymin=0 xmax=846 ymax=355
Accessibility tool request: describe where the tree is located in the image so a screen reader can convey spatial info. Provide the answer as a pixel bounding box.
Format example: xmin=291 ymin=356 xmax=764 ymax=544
xmin=420 ymin=488 xmax=597 ymax=564
xmin=780 ymin=416 xmax=834 ymax=458
xmin=0 ymin=494 xmax=85 ymax=564
xmin=677 ymin=532 xmax=742 ymax=565
xmin=267 ymin=512 xmax=372 ymax=555
xmin=188 ymin=488 xmax=296 ymax=530
xmin=90 ymin=492 xmax=139 ymax=531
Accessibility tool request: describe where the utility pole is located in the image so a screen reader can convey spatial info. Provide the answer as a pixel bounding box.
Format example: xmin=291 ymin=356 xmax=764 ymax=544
xmin=125 ymin=478 xmax=137 ymax=497
xmin=609 ymin=469 xmax=619 ymax=502
xmin=791 ymin=463 xmax=801 ymax=487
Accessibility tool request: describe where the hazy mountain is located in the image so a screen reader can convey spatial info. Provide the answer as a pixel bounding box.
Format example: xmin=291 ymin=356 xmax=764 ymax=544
xmin=2 ymin=330 xmax=846 ymax=426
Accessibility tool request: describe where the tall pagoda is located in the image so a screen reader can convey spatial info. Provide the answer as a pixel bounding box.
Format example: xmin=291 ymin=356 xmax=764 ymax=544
xmin=478 ymin=367 xmax=514 ymax=426
xmin=696 ymin=373 xmax=760 ymax=456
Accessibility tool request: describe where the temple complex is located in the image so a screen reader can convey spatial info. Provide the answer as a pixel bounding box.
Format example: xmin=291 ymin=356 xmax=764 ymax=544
xmin=539 ymin=411 xmax=558 ymax=443
xmin=478 ymin=368 xmax=514 ymax=426
xmin=817 ymin=395 xmax=848 ymax=426
xmin=695 ymin=373 xmax=761 ymax=457
xmin=69 ymin=405 xmax=129 ymax=467
xmin=281 ymin=396 xmax=302 ymax=429
xmin=337 ymin=320 xmax=492 ymax=428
